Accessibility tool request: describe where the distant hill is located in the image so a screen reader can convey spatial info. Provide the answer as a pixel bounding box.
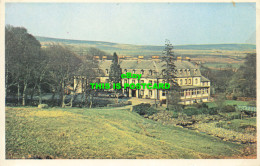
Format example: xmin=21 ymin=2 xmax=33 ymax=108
xmin=36 ymin=36 xmax=256 ymax=51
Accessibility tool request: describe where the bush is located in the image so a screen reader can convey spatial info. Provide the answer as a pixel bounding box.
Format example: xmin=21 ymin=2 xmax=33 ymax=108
xmin=195 ymin=103 xmax=208 ymax=109
xmin=222 ymin=105 xmax=236 ymax=113
xmin=208 ymin=107 xmax=218 ymax=115
xmin=183 ymin=108 xmax=201 ymax=116
xmin=132 ymin=103 xmax=157 ymax=116
xmin=232 ymin=95 xmax=237 ymax=100
xmin=182 ymin=107 xmax=218 ymax=116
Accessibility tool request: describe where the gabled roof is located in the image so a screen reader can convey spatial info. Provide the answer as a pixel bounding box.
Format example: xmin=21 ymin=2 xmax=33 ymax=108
xmin=98 ymin=59 xmax=202 ymax=78
xmin=201 ymin=76 xmax=210 ymax=82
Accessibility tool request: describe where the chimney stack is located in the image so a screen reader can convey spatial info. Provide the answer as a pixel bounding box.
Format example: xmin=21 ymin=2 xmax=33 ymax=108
xmin=138 ymin=56 xmax=144 ymax=63
xmin=102 ymin=56 xmax=107 ymax=61
xmin=93 ymin=56 xmax=100 ymax=60
xmin=152 ymin=56 xmax=159 ymax=60
xmin=185 ymin=57 xmax=191 ymax=61
xmin=177 ymin=57 xmax=182 ymax=61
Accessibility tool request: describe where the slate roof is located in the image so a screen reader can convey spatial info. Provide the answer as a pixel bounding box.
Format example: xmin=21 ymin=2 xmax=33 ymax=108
xmin=98 ymin=59 xmax=202 ymax=78
xmin=201 ymin=76 xmax=210 ymax=82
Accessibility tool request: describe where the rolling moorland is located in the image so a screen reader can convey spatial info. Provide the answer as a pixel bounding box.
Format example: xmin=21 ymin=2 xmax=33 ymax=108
xmin=36 ymin=36 xmax=256 ymax=69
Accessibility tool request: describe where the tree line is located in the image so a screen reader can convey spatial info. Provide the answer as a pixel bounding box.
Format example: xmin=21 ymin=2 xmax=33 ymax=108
xmin=5 ymin=25 xmax=108 ymax=107
xmin=200 ymin=53 xmax=256 ymax=98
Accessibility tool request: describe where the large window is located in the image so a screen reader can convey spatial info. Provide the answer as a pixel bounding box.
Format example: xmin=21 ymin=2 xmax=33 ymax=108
xmin=195 ymin=78 xmax=198 ymax=84
xmin=141 ymin=90 xmax=144 ymax=95
xmin=106 ymin=69 xmax=109 ymax=74
xmin=180 ymin=79 xmax=183 ymax=85
xmin=162 ymin=90 xmax=166 ymax=96
xmin=149 ymin=90 xmax=152 ymax=96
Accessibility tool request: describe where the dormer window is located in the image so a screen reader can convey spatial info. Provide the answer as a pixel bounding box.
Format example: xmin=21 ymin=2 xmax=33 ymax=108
xmin=194 ymin=69 xmax=197 ymax=75
xmin=124 ymin=69 xmax=127 ymax=73
xmin=149 ymin=70 xmax=153 ymax=75
xmin=162 ymin=69 xmax=166 ymax=75
xmin=141 ymin=69 xmax=144 ymax=74
xmin=106 ymin=69 xmax=109 ymax=74
xmin=187 ymin=69 xmax=190 ymax=75
xmin=179 ymin=69 xmax=182 ymax=74
xmin=133 ymin=69 xmax=136 ymax=74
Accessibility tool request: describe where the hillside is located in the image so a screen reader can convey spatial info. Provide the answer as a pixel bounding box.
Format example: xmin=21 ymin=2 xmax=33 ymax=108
xmin=6 ymin=106 xmax=246 ymax=159
xmin=36 ymin=36 xmax=256 ymax=54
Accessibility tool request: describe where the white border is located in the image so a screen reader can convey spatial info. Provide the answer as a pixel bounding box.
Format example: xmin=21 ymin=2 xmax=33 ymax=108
xmin=0 ymin=0 xmax=259 ymax=166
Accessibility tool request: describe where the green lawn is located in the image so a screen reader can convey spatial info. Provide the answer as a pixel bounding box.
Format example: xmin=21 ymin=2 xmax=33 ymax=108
xmin=206 ymin=100 xmax=249 ymax=108
xmin=6 ymin=106 xmax=246 ymax=159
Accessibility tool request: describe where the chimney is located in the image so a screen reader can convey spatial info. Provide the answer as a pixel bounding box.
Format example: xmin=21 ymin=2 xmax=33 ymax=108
xmin=138 ymin=56 xmax=144 ymax=63
xmin=177 ymin=57 xmax=182 ymax=62
xmin=185 ymin=57 xmax=191 ymax=62
xmin=93 ymin=56 xmax=100 ymax=60
xmin=152 ymin=56 xmax=159 ymax=60
xmin=102 ymin=56 xmax=107 ymax=61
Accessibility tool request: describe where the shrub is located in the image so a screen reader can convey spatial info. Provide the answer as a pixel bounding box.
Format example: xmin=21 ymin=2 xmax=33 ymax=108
xmin=195 ymin=103 xmax=208 ymax=109
xmin=208 ymin=107 xmax=218 ymax=115
xmin=222 ymin=105 xmax=236 ymax=113
xmin=132 ymin=103 xmax=157 ymax=116
xmin=232 ymin=95 xmax=237 ymax=100
xmin=183 ymin=108 xmax=200 ymax=116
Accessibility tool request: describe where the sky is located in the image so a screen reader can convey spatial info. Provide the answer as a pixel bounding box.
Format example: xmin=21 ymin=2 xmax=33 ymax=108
xmin=5 ymin=3 xmax=256 ymax=46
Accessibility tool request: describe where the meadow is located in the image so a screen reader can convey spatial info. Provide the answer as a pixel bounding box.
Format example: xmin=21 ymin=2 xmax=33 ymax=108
xmin=5 ymin=106 xmax=249 ymax=159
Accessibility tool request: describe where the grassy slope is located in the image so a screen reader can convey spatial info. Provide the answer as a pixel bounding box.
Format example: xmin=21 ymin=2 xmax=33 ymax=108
xmin=6 ymin=107 xmax=245 ymax=159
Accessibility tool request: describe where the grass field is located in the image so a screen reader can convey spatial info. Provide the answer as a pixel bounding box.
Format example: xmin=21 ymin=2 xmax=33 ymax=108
xmin=206 ymin=100 xmax=250 ymax=108
xmin=6 ymin=106 xmax=249 ymax=159
xmin=216 ymin=118 xmax=256 ymax=134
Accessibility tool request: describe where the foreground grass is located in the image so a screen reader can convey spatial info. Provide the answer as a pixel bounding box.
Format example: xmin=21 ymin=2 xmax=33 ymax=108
xmin=6 ymin=107 xmax=246 ymax=159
